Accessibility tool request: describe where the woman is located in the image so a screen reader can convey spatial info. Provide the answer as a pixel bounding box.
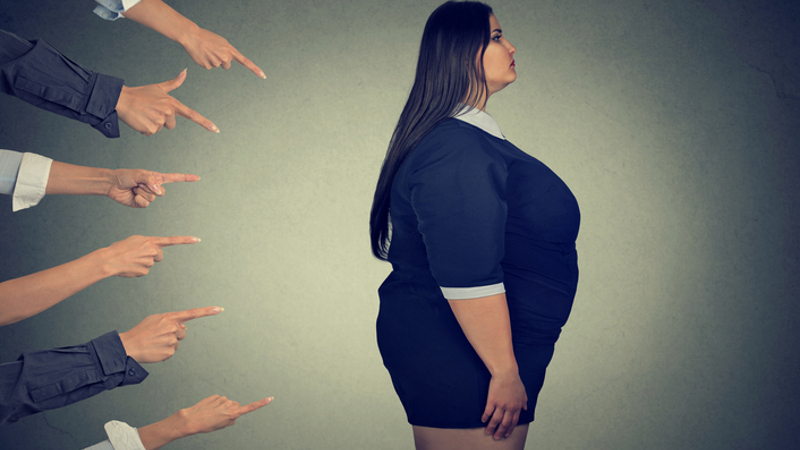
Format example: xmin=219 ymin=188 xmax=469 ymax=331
xmin=369 ymin=2 xmax=580 ymax=449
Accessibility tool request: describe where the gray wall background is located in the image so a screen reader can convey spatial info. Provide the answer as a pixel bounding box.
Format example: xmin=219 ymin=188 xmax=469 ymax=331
xmin=1 ymin=0 xmax=798 ymax=449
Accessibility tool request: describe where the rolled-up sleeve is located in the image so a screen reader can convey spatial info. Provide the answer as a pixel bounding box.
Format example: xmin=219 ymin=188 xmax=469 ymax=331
xmin=0 ymin=150 xmax=53 ymax=212
xmin=93 ymin=0 xmax=143 ymax=21
xmin=0 ymin=331 xmax=148 ymax=427
xmin=0 ymin=29 xmax=123 ymax=138
xmin=82 ymin=420 xmax=145 ymax=450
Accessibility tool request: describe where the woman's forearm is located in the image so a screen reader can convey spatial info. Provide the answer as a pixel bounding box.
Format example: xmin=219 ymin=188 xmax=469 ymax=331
xmin=122 ymin=0 xmax=200 ymax=46
xmin=0 ymin=249 xmax=112 ymax=326
xmin=447 ymin=293 xmax=519 ymax=375
xmin=45 ymin=161 xmax=114 ymax=197
xmin=137 ymin=413 xmax=188 ymax=450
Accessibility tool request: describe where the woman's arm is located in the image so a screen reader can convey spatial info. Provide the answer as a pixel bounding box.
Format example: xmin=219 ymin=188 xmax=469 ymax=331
xmin=0 ymin=235 xmax=199 ymax=326
xmin=46 ymin=160 xmax=199 ymax=208
xmin=121 ymin=0 xmax=264 ymax=78
xmin=448 ymin=293 xmax=527 ymax=440
xmin=137 ymin=395 xmax=273 ymax=450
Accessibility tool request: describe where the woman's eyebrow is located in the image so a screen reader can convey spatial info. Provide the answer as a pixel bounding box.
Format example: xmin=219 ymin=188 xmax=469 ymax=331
xmin=492 ymin=28 xmax=502 ymax=34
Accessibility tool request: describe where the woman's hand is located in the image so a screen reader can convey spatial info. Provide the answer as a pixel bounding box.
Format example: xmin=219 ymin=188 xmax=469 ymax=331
xmin=107 ymin=169 xmax=199 ymax=208
xmin=116 ymin=70 xmax=218 ymax=136
xmin=137 ymin=394 xmax=273 ymax=450
xmin=482 ymin=371 xmax=528 ymax=440
xmin=177 ymin=395 xmax=273 ymax=435
xmin=97 ymin=235 xmax=200 ymax=278
xmin=181 ymin=26 xmax=265 ymax=78
xmin=119 ymin=306 xmax=223 ymax=363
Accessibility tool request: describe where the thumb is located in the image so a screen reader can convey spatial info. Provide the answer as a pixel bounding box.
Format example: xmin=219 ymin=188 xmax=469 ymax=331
xmin=160 ymin=69 xmax=188 ymax=92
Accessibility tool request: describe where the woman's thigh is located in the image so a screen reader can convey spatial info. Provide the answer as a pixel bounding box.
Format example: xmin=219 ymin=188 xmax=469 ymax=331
xmin=412 ymin=424 xmax=529 ymax=450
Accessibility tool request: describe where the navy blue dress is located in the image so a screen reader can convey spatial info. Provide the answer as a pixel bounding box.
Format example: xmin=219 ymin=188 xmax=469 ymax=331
xmin=377 ymin=116 xmax=580 ymax=428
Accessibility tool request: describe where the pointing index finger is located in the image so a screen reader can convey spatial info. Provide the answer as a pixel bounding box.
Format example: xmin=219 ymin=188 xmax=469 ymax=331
xmin=159 ymin=173 xmax=201 ymax=184
xmin=170 ymin=306 xmax=224 ymax=323
xmin=155 ymin=236 xmax=201 ymax=247
xmin=232 ymin=50 xmax=265 ymax=79
xmin=237 ymin=397 xmax=273 ymax=417
xmin=174 ymin=101 xmax=219 ymax=133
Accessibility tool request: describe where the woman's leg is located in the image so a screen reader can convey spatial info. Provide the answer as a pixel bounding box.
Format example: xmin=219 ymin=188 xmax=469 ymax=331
xmin=413 ymin=424 xmax=529 ymax=450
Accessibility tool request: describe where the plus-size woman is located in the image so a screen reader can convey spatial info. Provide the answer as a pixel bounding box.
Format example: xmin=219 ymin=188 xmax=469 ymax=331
xmin=370 ymin=2 xmax=580 ymax=449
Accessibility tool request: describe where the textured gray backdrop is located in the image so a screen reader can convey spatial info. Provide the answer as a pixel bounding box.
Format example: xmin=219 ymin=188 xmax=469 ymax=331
xmin=1 ymin=0 xmax=798 ymax=449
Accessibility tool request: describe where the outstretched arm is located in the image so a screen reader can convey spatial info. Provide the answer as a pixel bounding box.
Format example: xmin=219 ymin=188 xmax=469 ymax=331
xmin=0 ymin=235 xmax=200 ymax=326
xmin=448 ymin=293 xmax=528 ymax=440
xmin=138 ymin=395 xmax=273 ymax=450
xmin=46 ymin=160 xmax=199 ymax=208
xmin=121 ymin=0 xmax=265 ymax=78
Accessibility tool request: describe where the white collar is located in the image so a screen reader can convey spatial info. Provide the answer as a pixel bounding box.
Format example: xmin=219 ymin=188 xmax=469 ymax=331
xmin=453 ymin=106 xmax=506 ymax=140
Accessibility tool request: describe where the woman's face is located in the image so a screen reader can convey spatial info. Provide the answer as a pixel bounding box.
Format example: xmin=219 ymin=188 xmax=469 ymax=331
xmin=482 ymin=14 xmax=517 ymax=97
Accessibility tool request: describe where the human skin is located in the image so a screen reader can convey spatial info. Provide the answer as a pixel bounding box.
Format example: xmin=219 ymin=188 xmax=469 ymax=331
xmin=0 ymin=235 xmax=199 ymax=326
xmin=46 ymin=160 xmax=199 ymax=208
xmin=121 ymin=0 xmax=265 ymax=78
xmin=137 ymin=395 xmax=273 ymax=450
xmin=474 ymin=15 xmax=517 ymax=110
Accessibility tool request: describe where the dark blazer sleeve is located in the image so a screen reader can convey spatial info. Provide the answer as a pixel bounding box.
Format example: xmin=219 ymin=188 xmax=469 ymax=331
xmin=0 ymin=331 xmax=148 ymax=427
xmin=0 ymin=29 xmax=124 ymax=138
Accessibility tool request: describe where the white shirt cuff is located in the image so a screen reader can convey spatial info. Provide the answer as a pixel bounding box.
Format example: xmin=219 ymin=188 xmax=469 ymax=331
xmin=105 ymin=420 xmax=146 ymax=450
xmin=441 ymin=282 xmax=505 ymax=300
xmin=93 ymin=0 xmax=142 ymax=20
xmin=12 ymin=152 xmax=52 ymax=212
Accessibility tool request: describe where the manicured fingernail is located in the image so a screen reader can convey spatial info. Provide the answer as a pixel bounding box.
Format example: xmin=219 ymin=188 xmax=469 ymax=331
xmin=210 ymin=124 xmax=219 ymax=133
xmin=213 ymin=307 xmax=224 ymax=313
xmin=259 ymin=71 xmax=266 ymax=79
xmin=190 ymin=237 xmax=201 ymax=243
xmin=154 ymin=184 xmax=162 ymax=195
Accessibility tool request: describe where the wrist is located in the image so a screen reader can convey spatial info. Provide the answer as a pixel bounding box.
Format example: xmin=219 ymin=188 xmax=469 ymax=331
xmin=137 ymin=412 xmax=187 ymax=450
xmin=117 ymin=330 xmax=139 ymax=362
xmin=173 ymin=407 xmax=197 ymax=438
xmin=86 ymin=246 xmax=120 ymax=278
xmin=487 ymin=359 xmax=519 ymax=377
xmin=175 ymin=21 xmax=202 ymax=47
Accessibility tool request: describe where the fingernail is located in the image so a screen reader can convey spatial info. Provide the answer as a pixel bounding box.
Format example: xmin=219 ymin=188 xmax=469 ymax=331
xmin=213 ymin=307 xmax=224 ymax=313
xmin=154 ymin=185 xmax=162 ymax=195
xmin=191 ymin=237 xmax=201 ymax=243
xmin=259 ymin=71 xmax=266 ymax=79
xmin=210 ymin=124 xmax=220 ymax=133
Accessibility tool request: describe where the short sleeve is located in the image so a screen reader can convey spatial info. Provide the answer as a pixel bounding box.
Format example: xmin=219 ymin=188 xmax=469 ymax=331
xmin=408 ymin=126 xmax=508 ymax=299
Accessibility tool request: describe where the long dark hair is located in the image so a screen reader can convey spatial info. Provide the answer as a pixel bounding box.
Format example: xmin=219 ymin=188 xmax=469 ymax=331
xmin=370 ymin=1 xmax=494 ymax=260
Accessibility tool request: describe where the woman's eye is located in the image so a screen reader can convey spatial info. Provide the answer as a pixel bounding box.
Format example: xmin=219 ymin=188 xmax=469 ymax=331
xmin=492 ymin=35 xmax=502 ymax=41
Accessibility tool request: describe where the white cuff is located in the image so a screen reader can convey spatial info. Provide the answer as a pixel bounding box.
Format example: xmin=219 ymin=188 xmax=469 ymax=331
xmin=441 ymin=282 xmax=505 ymax=300
xmin=12 ymin=152 xmax=52 ymax=212
xmin=105 ymin=421 xmax=146 ymax=450
xmin=93 ymin=0 xmax=142 ymax=20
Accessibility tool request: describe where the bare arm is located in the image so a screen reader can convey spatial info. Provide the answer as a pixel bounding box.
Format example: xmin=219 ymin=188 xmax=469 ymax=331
xmin=121 ymin=0 xmax=265 ymax=78
xmin=46 ymin=160 xmax=199 ymax=208
xmin=0 ymin=236 xmax=199 ymax=326
xmin=137 ymin=395 xmax=273 ymax=450
xmin=448 ymin=293 xmax=528 ymax=440
xmin=0 ymin=250 xmax=109 ymax=326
